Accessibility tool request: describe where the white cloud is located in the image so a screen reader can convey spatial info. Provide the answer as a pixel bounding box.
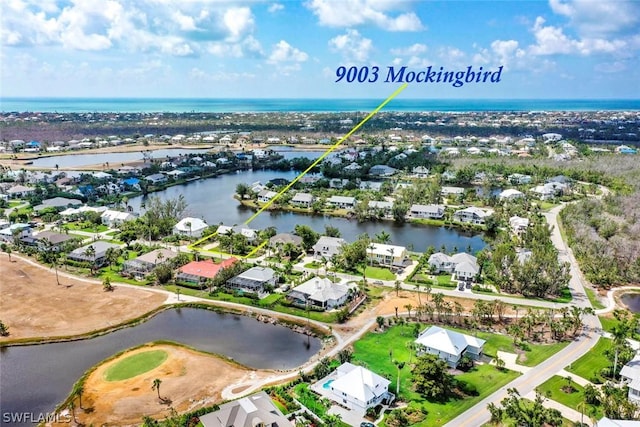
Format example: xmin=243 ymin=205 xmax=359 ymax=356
xmin=189 ymin=67 xmax=255 ymax=81
xmin=267 ymin=40 xmax=308 ymax=64
xmin=328 ymin=29 xmax=373 ymax=63
xmin=0 ymin=1 xmax=259 ymax=57
xmin=594 ymin=61 xmax=628 ymax=74
xmin=268 ymin=3 xmax=284 ymax=13
xmin=437 ymin=46 xmax=466 ymax=67
xmin=306 ymin=0 xmax=424 ymax=31
xmin=549 ymin=0 xmax=640 ymax=36
xmin=390 ymin=43 xmax=427 ymax=56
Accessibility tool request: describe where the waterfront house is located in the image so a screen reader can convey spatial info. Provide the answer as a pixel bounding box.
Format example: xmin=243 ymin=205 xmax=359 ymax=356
xmin=257 ymin=190 xmax=277 ymax=203
xmin=291 ymin=192 xmax=314 ymax=208
xmin=176 ymin=258 xmax=238 ymax=287
xmin=329 ymin=178 xmax=349 ymax=189
xmin=327 ymin=195 xmax=356 ymax=210
xmin=101 ymin=209 xmax=136 ymax=227
xmin=620 ymin=353 xmax=640 ymax=404
xmin=359 ymin=181 xmax=383 ymax=191
xmin=226 ymin=266 xmax=277 ymax=296
xmin=367 ymin=243 xmax=408 ymax=267
xmin=453 ymin=207 xmax=492 ymax=225
xmin=428 ymin=252 xmax=455 ymax=273
xmin=312 ymin=236 xmax=346 ymax=259
xmin=452 ymin=252 xmax=480 ymax=281
xmin=216 ymin=225 xmax=258 ymax=244
xmin=122 ymin=248 xmax=179 ymax=279
xmin=288 ymin=277 xmax=356 ymax=310
xmin=508 ymin=173 xmax=532 ymax=185
xmin=415 ymin=326 xmax=486 ymax=368
xmin=368 ymin=200 xmax=393 ymax=216
xmin=173 ymin=217 xmax=208 ymax=238
xmin=269 ymin=233 xmax=303 ymax=252
xmin=199 ymin=391 xmax=289 ymax=427
xmin=369 ymin=164 xmax=398 ymax=177
xmin=441 ymin=186 xmax=465 ymax=197
xmin=409 ymin=204 xmax=445 ymax=219
xmin=67 ymin=241 xmax=120 ymax=267
xmin=499 ymin=189 xmax=525 ymax=201
xmin=145 ymin=173 xmax=167 ymax=185
xmin=321 ymin=362 xmax=393 ymax=413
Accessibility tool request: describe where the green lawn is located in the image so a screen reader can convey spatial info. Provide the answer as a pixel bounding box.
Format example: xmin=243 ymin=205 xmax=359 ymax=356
xmin=304 ymin=261 xmax=322 ymax=269
xmin=352 ymin=324 xmax=520 ymax=426
xmin=104 ymin=350 xmax=168 ymax=381
xmin=585 ymin=287 xmax=606 ymax=310
xmin=66 ymin=222 xmax=109 ymax=233
xmin=363 ymin=265 xmax=396 ymax=280
xmin=566 ymin=337 xmax=611 ymax=383
xmin=536 ymin=375 xmax=603 ymax=420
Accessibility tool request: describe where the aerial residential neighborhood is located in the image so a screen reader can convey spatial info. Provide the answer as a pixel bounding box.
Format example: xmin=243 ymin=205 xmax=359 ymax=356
xmin=1 ymin=0 xmax=640 ymax=423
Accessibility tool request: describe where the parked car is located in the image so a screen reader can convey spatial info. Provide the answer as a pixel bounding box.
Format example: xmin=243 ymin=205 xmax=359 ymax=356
xmin=373 ymin=280 xmax=384 ymax=285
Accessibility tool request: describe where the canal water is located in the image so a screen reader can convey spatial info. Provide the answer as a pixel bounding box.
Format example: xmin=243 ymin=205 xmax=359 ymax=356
xmin=128 ymin=168 xmax=486 ymax=253
xmin=29 ymin=148 xmax=213 ymax=168
xmin=0 ymin=308 xmax=321 ymax=425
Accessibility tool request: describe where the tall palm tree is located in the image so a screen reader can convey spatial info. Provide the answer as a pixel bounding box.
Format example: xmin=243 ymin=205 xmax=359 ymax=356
xmin=394 ymin=280 xmax=401 ymax=297
xmin=83 ymin=245 xmax=96 ymax=275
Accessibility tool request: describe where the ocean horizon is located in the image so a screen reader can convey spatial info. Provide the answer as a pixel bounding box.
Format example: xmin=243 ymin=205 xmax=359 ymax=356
xmin=2 ymin=97 xmax=640 ymax=113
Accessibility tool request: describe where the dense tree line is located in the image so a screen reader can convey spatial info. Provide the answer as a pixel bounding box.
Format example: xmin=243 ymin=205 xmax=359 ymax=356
xmin=560 ymin=195 xmax=640 ymax=287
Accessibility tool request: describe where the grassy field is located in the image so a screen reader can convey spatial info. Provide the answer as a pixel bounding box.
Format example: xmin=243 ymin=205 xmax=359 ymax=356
xmin=104 ymin=350 xmax=168 ymax=381
xmin=66 ymin=222 xmax=110 ymax=233
xmin=585 ymin=287 xmax=606 ymax=310
xmin=352 ymin=324 xmax=520 ymax=426
xmin=566 ymin=337 xmax=611 ymax=383
xmin=536 ymin=375 xmax=603 ymax=420
xmin=362 ymin=265 xmax=396 ymax=280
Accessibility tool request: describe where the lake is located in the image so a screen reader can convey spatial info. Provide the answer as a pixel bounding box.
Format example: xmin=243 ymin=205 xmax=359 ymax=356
xmin=620 ymin=293 xmax=640 ymax=313
xmin=29 ymin=148 xmax=213 ymax=168
xmin=0 ymin=308 xmax=321 ymax=426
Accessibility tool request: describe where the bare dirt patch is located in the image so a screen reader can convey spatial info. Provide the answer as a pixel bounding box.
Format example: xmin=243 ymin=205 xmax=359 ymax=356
xmin=0 ymin=256 xmax=165 ymax=341
xmin=57 ymin=344 xmax=272 ymax=427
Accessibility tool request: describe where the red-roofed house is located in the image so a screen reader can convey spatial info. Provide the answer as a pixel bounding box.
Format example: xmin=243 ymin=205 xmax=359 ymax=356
xmin=176 ymin=258 xmax=238 ymax=288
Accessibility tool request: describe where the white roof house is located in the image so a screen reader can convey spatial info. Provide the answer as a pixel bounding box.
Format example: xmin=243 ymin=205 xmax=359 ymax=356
xmin=415 ymin=326 xmax=486 ymax=367
xmin=620 ymin=353 xmax=640 ymax=404
xmin=291 ymin=192 xmax=314 ymax=206
xmin=509 ymin=216 xmax=530 ymax=234
xmin=312 ymin=236 xmax=346 ymax=259
xmin=173 ymin=217 xmax=208 ymax=238
xmin=217 ymin=225 xmax=258 ymax=243
xmin=453 ymin=207 xmax=492 ymax=225
xmin=409 ymin=204 xmax=445 ymax=219
xmin=499 ymin=189 xmax=525 ymax=201
xmin=100 ymin=209 xmax=135 ymax=227
xmin=367 ymin=243 xmax=408 ymax=267
xmin=595 ymin=418 xmax=640 ymax=427
xmin=257 ymin=190 xmax=277 ymax=203
xmin=199 ymin=391 xmax=289 ymax=427
xmin=428 ymin=252 xmax=455 ymax=273
xmin=327 ymin=195 xmax=357 ymax=209
xmin=324 ymin=362 xmax=392 ymax=412
xmin=288 ymin=277 xmax=356 ymax=310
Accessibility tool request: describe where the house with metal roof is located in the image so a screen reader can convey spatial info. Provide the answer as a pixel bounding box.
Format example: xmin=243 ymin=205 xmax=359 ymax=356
xmin=312 ymin=236 xmax=346 ymax=260
xmin=415 ymin=326 xmax=486 ymax=367
xmin=288 ymin=277 xmax=357 ymax=310
xmin=621 ymin=353 xmax=640 ymax=404
xmin=199 ymin=391 xmax=289 ymax=427
xmin=226 ymin=266 xmax=277 ymax=296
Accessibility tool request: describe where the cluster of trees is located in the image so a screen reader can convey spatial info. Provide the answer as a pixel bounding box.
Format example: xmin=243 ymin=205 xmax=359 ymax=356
xmin=560 ymin=195 xmax=640 ymax=287
xmin=118 ymin=195 xmax=188 ymax=242
xmin=487 ymin=388 xmax=564 ymax=426
xmin=481 ymin=221 xmax=570 ymax=298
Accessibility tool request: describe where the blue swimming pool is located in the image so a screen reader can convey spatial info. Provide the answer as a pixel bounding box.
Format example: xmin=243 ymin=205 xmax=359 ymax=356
xmin=322 ymin=379 xmax=335 ymax=389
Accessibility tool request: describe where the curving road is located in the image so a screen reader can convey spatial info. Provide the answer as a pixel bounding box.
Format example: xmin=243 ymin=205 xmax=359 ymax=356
xmin=444 ymin=204 xmax=602 ymax=426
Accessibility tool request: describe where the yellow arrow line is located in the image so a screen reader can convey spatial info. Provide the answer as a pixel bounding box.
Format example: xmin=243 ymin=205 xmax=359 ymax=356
xmin=244 ymin=83 xmax=409 ymax=226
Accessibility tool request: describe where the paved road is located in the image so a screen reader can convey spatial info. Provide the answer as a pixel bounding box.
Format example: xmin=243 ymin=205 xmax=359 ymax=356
xmin=444 ymin=204 xmax=602 ymax=426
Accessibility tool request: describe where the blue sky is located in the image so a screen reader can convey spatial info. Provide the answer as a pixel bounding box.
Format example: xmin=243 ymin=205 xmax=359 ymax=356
xmin=2 ymin=0 xmax=640 ymax=99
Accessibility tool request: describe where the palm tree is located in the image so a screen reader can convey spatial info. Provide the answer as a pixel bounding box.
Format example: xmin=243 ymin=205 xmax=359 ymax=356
xmin=75 ymin=385 xmax=84 ymax=410
xmin=69 ymin=400 xmax=77 ymax=424
xmin=404 ymin=303 xmax=413 ymax=318
xmin=83 ymin=245 xmax=96 ymax=275
xmin=152 ymin=378 xmax=162 ymax=400
xmin=1 ymin=243 xmax=11 ymax=261
xmin=393 ymin=360 xmax=405 ymax=395
xmin=414 ymin=283 xmax=422 ymax=309
xmin=394 ymin=280 xmax=401 ymax=296
xmin=374 ymin=230 xmax=391 ymax=244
